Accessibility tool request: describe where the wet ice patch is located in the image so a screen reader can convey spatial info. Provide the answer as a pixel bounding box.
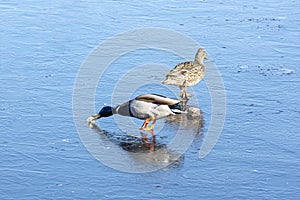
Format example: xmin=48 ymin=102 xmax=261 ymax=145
xmin=236 ymin=65 xmax=296 ymax=76
xmin=281 ymin=68 xmax=295 ymax=75
xmin=62 ymin=139 xmax=71 ymax=143
xmin=240 ymin=17 xmax=284 ymax=31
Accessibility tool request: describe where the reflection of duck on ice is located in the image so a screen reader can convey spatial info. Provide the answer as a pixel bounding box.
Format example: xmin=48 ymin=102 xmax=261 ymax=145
xmin=88 ymin=48 xmax=206 ymax=136
xmin=88 ymin=122 xmax=184 ymax=168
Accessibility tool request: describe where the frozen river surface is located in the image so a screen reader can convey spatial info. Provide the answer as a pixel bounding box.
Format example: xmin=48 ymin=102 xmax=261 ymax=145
xmin=1 ymin=0 xmax=300 ymax=199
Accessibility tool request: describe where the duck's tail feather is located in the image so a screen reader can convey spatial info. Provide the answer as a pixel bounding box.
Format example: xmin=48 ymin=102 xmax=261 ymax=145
xmin=171 ymin=109 xmax=187 ymax=114
xmin=169 ymin=102 xmax=181 ymax=110
xmin=169 ymin=102 xmax=186 ymax=114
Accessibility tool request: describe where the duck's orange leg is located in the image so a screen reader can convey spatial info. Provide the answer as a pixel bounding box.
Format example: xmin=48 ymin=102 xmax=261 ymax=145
xmin=149 ymin=118 xmax=157 ymax=130
xmin=140 ymin=117 xmax=152 ymax=130
xmin=143 ymin=117 xmax=156 ymax=136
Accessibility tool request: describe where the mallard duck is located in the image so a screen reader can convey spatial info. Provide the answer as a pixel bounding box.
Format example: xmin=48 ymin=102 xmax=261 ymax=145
xmin=87 ymin=94 xmax=184 ymax=135
xmin=162 ymin=48 xmax=207 ymax=100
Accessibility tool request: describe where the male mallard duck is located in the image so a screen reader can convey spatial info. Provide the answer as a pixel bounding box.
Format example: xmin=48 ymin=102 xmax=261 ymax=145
xmin=162 ymin=48 xmax=207 ymax=100
xmin=87 ymin=94 xmax=184 ymax=135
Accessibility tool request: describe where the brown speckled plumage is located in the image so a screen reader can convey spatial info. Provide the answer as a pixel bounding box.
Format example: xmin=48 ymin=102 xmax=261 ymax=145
xmin=162 ymin=48 xmax=207 ymax=87
xmin=162 ymin=48 xmax=207 ymax=110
